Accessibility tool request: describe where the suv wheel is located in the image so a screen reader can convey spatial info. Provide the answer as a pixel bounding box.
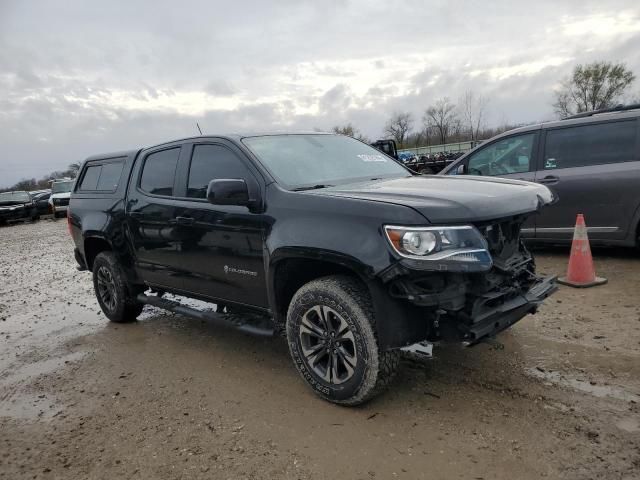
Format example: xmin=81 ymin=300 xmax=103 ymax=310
xmin=92 ymin=251 xmax=143 ymax=323
xmin=286 ymin=275 xmax=399 ymax=405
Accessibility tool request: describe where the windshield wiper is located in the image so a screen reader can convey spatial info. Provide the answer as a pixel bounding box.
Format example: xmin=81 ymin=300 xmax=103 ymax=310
xmin=292 ymin=184 xmax=334 ymax=191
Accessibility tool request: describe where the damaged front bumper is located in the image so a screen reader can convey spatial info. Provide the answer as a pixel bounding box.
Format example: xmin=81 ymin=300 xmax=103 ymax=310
xmin=459 ymin=274 xmax=557 ymax=345
xmin=374 ymin=216 xmax=558 ymax=350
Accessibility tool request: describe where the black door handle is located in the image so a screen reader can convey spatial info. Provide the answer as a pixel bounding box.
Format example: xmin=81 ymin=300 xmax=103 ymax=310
xmin=174 ymin=216 xmax=195 ymax=226
xmin=537 ymin=175 xmax=559 ymax=185
xmin=129 ymin=211 xmax=143 ymax=218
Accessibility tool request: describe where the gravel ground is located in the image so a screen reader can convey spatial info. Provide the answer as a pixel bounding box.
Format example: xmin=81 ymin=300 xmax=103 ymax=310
xmin=1 ymin=220 xmax=639 ymax=479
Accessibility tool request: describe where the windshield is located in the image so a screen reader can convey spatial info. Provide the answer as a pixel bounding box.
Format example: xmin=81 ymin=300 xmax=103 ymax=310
xmin=242 ymin=134 xmax=409 ymax=189
xmin=52 ymin=180 xmax=73 ymax=194
xmin=0 ymin=191 xmax=31 ymax=203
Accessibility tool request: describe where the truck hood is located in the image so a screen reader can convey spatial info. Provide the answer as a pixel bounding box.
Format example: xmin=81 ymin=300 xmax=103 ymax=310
xmin=313 ymin=175 xmax=555 ymax=223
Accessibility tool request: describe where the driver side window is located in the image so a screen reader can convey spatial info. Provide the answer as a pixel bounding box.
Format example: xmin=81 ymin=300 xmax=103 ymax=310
xmin=187 ymin=144 xmax=251 ymax=199
xmin=467 ymin=133 xmax=537 ymax=176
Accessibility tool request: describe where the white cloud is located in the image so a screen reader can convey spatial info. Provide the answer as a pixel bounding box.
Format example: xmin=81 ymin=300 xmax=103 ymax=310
xmin=561 ymin=11 xmax=640 ymax=37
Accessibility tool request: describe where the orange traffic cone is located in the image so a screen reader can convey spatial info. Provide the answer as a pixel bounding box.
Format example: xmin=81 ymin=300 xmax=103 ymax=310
xmin=557 ymin=214 xmax=607 ymax=288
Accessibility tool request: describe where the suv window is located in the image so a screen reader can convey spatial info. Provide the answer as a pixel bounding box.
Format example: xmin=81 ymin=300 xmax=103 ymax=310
xmin=79 ymin=160 xmax=125 ymax=191
xmin=467 ymin=133 xmax=537 ymax=176
xmin=187 ymin=145 xmax=251 ymax=199
xmin=140 ymin=148 xmax=180 ymax=196
xmin=543 ymin=120 xmax=637 ymax=170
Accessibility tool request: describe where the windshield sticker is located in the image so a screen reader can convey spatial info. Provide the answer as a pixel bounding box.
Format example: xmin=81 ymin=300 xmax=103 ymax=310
xmin=544 ymin=158 xmax=557 ymax=169
xmin=357 ymin=154 xmax=387 ymax=163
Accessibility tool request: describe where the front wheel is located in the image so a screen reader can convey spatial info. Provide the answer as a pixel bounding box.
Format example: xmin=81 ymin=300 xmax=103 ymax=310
xmin=286 ymin=275 xmax=399 ymax=405
xmin=92 ymin=251 xmax=143 ymax=323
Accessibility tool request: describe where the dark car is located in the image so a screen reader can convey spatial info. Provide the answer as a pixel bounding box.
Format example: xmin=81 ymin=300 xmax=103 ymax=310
xmin=0 ymin=191 xmax=39 ymax=225
xmin=31 ymin=191 xmax=52 ymax=216
xmin=68 ymin=133 xmax=556 ymax=405
xmin=441 ymin=104 xmax=640 ymax=247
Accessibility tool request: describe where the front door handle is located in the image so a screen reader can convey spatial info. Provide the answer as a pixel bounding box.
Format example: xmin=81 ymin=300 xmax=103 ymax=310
xmin=174 ymin=216 xmax=195 ymax=226
xmin=537 ymin=175 xmax=559 ymax=185
xmin=129 ymin=211 xmax=143 ymax=219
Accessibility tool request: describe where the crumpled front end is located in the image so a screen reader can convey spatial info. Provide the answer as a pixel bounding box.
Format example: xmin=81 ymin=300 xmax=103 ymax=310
xmin=380 ymin=215 xmax=557 ymax=345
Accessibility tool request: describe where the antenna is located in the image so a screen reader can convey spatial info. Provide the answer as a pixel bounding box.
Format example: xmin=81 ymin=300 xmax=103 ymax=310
xmin=196 ymin=122 xmax=203 ymax=135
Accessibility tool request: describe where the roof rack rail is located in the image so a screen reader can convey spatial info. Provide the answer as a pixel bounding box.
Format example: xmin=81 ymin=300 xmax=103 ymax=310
xmin=564 ymin=103 xmax=640 ymax=120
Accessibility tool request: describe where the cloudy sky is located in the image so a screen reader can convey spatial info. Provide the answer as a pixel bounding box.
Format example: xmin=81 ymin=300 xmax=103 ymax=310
xmin=1 ymin=0 xmax=639 ymax=187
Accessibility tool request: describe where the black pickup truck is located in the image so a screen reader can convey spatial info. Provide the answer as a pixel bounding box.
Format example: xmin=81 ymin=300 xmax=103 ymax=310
xmin=69 ymin=133 xmax=557 ymax=405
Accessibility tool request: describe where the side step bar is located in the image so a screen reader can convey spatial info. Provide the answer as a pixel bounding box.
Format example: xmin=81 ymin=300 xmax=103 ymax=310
xmin=136 ymin=294 xmax=275 ymax=337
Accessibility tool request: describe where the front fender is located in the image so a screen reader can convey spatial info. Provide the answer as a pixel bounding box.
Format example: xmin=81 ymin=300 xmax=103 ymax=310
xmin=264 ymin=186 xmax=432 ymax=349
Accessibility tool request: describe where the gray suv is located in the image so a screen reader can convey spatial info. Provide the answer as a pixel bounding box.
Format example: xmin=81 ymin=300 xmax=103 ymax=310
xmin=442 ymin=105 xmax=640 ymax=247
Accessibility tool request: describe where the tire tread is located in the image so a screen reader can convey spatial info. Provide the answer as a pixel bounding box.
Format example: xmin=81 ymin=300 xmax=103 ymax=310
xmin=93 ymin=251 xmax=143 ymax=323
xmin=287 ymin=275 xmax=399 ymax=405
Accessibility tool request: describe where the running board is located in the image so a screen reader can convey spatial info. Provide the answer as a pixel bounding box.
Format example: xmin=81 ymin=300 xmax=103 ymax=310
xmin=136 ymin=294 xmax=275 ymax=337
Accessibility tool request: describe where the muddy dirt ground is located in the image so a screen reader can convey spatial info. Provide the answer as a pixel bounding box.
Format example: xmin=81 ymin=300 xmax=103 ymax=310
xmin=1 ymin=220 xmax=639 ymax=479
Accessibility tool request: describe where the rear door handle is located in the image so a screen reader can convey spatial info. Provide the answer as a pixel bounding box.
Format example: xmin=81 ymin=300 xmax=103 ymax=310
xmin=537 ymin=175 xmax=559 ymax=185
xmin=174 ymin=216 xmax=195 ymax=226
xmin=129 ymin=211 xmax=143 ymax=219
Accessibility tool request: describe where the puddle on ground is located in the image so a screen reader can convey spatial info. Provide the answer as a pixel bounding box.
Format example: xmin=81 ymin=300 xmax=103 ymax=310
xmin=526 ymin=367 xmax=640 ymax=403
xmin=0 ymin=350 xmax=88 ymax=420
xmin=615 ymin=417 xmax=639 ymax=433
xmin=0 ymin=392 xmax=60 ymax=420
xmin=0 ymin=350 xmax=87 ymax=387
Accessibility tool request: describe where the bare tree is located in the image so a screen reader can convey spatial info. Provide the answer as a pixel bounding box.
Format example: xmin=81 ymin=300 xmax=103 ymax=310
xmin=424 ymin=98 xmax=457 ymax=145
xmin=553 ymin=61 xmax=636 ymax=118
xmin=332 ymin=123 xmax=369 ymax=142
xmin=459 ymin=91 xmax=487 ymax=142
xmin=68 ymin=162 xmax=81 ymax=174
xmin=383 ymin=112 xmax=413 ymax=148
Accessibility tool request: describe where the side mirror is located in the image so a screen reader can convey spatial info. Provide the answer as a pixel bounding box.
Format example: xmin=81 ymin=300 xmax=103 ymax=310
xmin=456 ymin=164 xmax=467 ymax=175
xmin=206 ymin=179 xmax=250 ymax=206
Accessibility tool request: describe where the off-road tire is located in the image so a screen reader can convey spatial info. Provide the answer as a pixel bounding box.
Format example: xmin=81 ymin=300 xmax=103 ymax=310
xmin=92 ymin=251 xmax=143 ymax=323
xmin=286 ymin=275 xmax=400 ymax=405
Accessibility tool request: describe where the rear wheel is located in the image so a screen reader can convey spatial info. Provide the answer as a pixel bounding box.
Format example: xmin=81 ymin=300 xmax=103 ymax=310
xmin=92 ymin=251 xmax=143 ymax=323
xmin=286 ymin=275 xmax=399 ymax=405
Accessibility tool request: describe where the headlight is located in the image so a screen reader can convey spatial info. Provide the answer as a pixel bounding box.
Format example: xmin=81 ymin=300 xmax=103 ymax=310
xmin=384 ymin=225 xmax=492 ymax=272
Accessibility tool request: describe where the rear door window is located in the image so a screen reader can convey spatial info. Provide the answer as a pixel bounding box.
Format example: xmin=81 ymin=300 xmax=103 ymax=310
xmin=466 ymin=133 xmax=537 ymax=176
xmin=543 ymin=120 xmax=637 ymax=170
xmin=140 ymin=148 xmax=181 ymax=196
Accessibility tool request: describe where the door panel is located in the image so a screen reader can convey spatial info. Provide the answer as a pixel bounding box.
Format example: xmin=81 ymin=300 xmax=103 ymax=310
xmin=534 ymin=161 xmax=640 ymax=241
xmin=173 ymin=200 xmax=267 ymax=307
